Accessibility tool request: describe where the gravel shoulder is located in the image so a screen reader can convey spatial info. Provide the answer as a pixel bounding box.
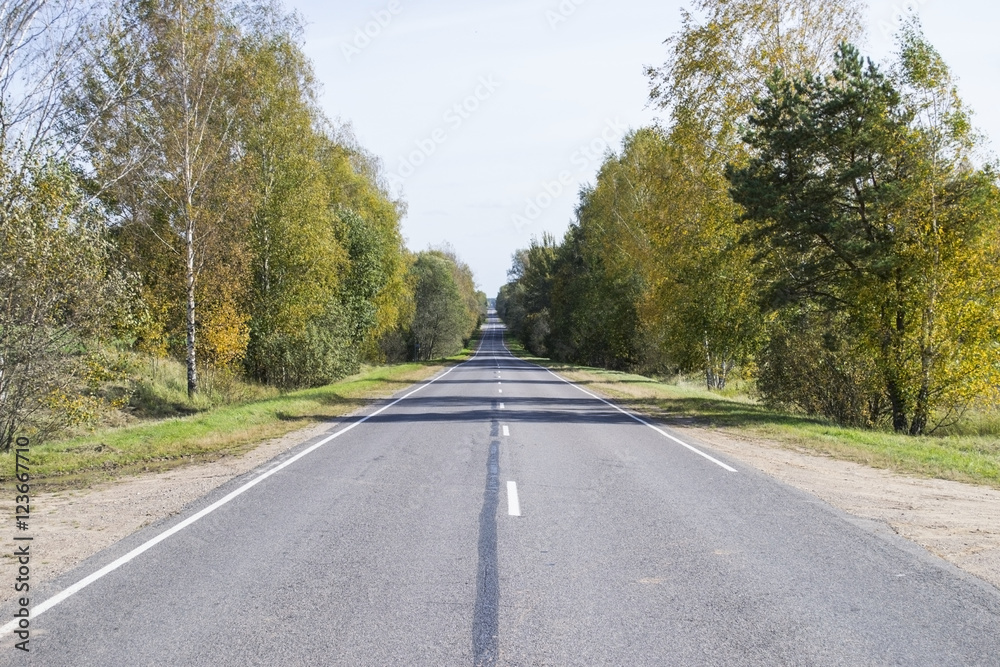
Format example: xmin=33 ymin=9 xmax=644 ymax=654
xmin=2 ymin=408 xmax=998 ymax=606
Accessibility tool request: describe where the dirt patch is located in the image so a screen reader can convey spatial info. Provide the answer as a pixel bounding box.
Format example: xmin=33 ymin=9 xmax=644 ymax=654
xmin=2 ymin=417 xmax=998 ymax=606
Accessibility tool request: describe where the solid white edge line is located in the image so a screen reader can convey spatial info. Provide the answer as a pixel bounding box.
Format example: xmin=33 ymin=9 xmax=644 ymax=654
xmin=495 ymin=330 xmax=736 ymax=473
xmin=0 ymin=333 xmax=489 ymax=636
xmin=507 ymin=481 xmax=521 ymax=516
xmin=548 ymin=374 xmax=736 ymax=472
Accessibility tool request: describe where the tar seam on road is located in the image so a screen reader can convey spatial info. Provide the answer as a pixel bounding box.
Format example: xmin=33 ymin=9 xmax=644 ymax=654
xmin=0 ymin=336 xmax=490 ymax=637
xmin=473 ymin=425 xmax=501 ymax=666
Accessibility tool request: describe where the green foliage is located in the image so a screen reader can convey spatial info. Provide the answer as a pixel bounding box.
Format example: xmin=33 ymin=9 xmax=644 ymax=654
xmin=501 ymin=127 xmax=761 ymax=383
xmin=0 ymin=159 xmax=129 ymax=449
xmin=70 ymin=0 xmax=412 ymax=394
xmin=235 ymin=24 xmax=408 ymax=386
xmin=504 ymin=0 xmax=867 ymax=384
xmin=498 ymin=234 xmax=559 ymax=357
xmin=409 ymin=252 xmax=477 ymax=360
xmin=1 ymin=0 xmax=416 ymax=445
xmin=728 ymin=39 xmax=1000 ymax=434
xmin=755 ymin=310 xmax=885 ymax=427
xmin=237 ymin=27 xmax=347 ymax=387
xmin=73 ymin=0 xmax=256 ymax=397
xmin=501 ymin=3 xmax=998 ymax=438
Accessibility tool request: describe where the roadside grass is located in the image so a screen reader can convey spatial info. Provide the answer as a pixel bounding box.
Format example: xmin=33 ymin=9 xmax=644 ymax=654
xmin=126 ymin=356 xmax=280 ymax=419
xmin=504 ymin=339 xmax=1000 ymax=489
xmin=2 ymin=342 xmax=478 ymax=492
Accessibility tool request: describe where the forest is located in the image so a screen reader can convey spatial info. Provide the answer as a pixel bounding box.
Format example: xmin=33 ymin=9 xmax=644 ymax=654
xmin=498 ymin=0 xmax=1000 ymax=436
xmin=0 ymin=0 xmax=486 ymax=449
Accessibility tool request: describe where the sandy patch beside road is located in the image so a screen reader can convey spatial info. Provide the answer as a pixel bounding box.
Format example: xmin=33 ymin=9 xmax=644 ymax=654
xmin=2 ymin=419 xmax=998 ymax=607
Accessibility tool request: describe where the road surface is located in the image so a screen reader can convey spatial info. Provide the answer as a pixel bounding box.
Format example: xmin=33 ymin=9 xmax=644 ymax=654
xmin=2 ymin=315 xmax=999 ymax=665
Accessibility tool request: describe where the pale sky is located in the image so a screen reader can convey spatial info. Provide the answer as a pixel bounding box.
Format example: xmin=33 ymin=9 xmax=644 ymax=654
xmin=284 ymin=0 xmax=1000 ymax=296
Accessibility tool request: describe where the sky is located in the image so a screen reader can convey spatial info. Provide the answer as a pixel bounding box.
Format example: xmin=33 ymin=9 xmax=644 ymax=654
xmin=283 ymin=0 xmax=1000 ymax=296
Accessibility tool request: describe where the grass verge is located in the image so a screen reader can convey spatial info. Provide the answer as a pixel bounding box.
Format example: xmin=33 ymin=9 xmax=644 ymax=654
xmin=504 ymin=339 xmax=1000 ymax=489
xmin=2 ymin=346 xmax=476 ymax=493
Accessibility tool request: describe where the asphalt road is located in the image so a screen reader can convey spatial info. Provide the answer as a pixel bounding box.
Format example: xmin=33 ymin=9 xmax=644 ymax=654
xmin=3 ymin=315 xmax=999 ymax=665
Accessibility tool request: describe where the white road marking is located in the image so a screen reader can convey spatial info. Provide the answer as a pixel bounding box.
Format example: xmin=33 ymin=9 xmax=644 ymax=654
xmin=502 ymin=425 xmax=509 ymax=436
xmin=499 ymin=402 xmax=505 ymax=409
xmin=0 ymin=341 xmax=483 ymax=637
xmin=507 ymin=481 xmax=521 ymax=516
xmin=543 ymin=368 xmax=737 ymax=473
xmin=500 ymin=316 xmax=737 ymax=472
xmin=491 ymin=332 xmax=734 ymax=472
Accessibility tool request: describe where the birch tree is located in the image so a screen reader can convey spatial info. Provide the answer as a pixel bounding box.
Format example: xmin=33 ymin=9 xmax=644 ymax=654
xmin=78 ymin=0 xmax=247 ymax=396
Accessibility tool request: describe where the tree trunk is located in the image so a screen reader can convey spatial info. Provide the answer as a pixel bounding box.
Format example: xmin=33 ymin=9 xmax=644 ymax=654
xmin=185 ymin=217 xmax=197 ymax=397
xmin=704 ymin=333 xmax=714 ymax=391
xmin=883 ymin=275 xmax=911 ymax=433
xmin=886 ymin=376 xmax=908 ymax=433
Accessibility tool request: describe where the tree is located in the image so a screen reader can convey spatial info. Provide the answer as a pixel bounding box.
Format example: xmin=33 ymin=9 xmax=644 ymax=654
xmin=890 ymin=21 xmax=1000 ymax=432
xmin=0 ymin=0 xmax=93 ymax=173
xmin=410 ymin=252 xmax=469 ymax=360
xmin=424 ymin=245 xmax=482 ymax=346
xmin=77 ymin=0 xmax=249 ymax=397
xmin=727 ymin=41 xmax=1000 ymax=433
xmin=498 ymin=235 xmax=559 ymax=357
xmin=0 ymin=0 xmax=129 ymax=449
xmin=548 ymin=222 xmax=644 ymax=369
xmin=646 ymin=0 xmax=864 ymax=148
xmin=319 ymin=128 xmax=410 ymax=360
xmin=0 ymin=160 xmax=125 ymax=448
xmin=236 ymin=16 xmax=409 ymax=386
xmin=637 ymin=0 xmax=865 ymax=387
xmin=236 ymin=22 xmax=346 ymax=387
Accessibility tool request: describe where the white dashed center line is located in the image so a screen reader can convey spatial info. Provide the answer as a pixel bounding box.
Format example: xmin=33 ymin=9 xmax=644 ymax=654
xmin=507 ymin=481 xmax=521 ymax=516
xmin=502 ymin=425 xmax=509 ymax=436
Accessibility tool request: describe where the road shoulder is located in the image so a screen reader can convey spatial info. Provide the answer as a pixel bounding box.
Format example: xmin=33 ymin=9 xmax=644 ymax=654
xmin=676 ymin=425 xmax=1000 ymax=590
